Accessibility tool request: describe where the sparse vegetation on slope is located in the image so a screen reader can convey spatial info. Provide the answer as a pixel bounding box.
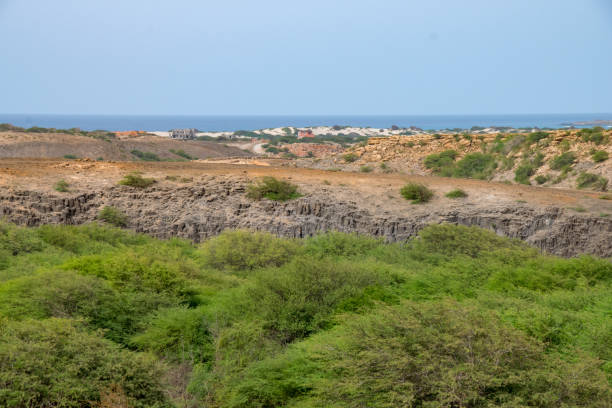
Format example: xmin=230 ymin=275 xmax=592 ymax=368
xmin=118 ymin=172 xmax=156 ymax=188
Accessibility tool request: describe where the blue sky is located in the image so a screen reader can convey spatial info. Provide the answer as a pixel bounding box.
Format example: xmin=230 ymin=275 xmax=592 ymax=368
xmin=1 ymin=0 xmax=611 ymax=115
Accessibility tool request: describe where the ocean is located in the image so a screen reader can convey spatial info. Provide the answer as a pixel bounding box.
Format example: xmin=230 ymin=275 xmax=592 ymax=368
xmin=0 ymin=113 xmax=610 ymax=132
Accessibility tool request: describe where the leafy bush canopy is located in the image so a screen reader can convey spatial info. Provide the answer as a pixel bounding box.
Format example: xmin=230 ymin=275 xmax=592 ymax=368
xmin=453 ymin=153 xmax=496 ymax=179
xmin=246 ymin=176 xmax=301 ymax=201
xmin=0 ymin=222 xmax=610 ymax=407
xmin=400 ymin=182 xmax=434 ymax=203
xmin=592 ymin=150 xmax=609 ymax=163
xmin=445 ymin=188 xmax=468 ymax=198
xmin=342 ymin=153 xmax=358 ymax=163
xmin=550 ymin=151 xmax=577 ymax=170
xmin=118 ymin=172 xmax=156 ymax=188
xmin=54 ymin=179 xmax=70 ymax=193
xmin=576 ymin=172 xmax=609 ymax=191
xmin=98 ymin=205 xmax=128 ymax=227
xmin=131 ymin=149 xmax=161 ymax=161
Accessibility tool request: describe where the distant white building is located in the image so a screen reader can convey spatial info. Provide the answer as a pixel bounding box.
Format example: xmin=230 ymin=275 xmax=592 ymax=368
xmin=169 ymin=128 xmax=197 ymax=140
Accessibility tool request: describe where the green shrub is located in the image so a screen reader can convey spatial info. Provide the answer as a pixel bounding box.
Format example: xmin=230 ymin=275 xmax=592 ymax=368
xmin=400 ymin=183 xmax=434 ymax=203
xmin=514 ymin=163 xmax=535 ymax=184
xmin=576 ymin=172 xmax=608 ymax=191
xmin=247 ymin=257 xmax=387 ymax=343
xmin=118 ymin=172 xmax=156 ymax=188
xmin=453 ymin=153 xmax=496 ymax=179
xmin=527 ymin=130 xmax=550 ymax=144
xmin=343 ymin=153 xmax=358 ymax=163
xmin=98 ymin=206 xmax=128 ymax=227
xmin=200 ymin=229 xmax=300 ymax=272
xmin=305 ymin=231 xmax=383 ymax=258
xmin=424 ymin=150 xmax=458 ymax=176
xmin=130 ymin=306 xmax=213 ymax=363
xmin=0 ymin=318 xmax=171 ymax=408
xmin=592 ymin=150 xmax=609 ymax=162
xmin=131 ymin=149 xmax=161 ymax=161
xmin=246 ymin=177 xmax=301 ymax=201
xmin=0 ymin=222 xmax=45 ymax=256
xmin=169 ymin=149 xmax=196 ymax=160
xmin=579 ymin=128 xmax=607 ymax=145
xmin=412 ymin=224 xmax=528 ymax=258
xmin=63 ymin=154 xmax=77 ymax=160
xmin=359 ymin=165 xmax=373 ymax=173
xmin=535 ymin=174 xmax=549 ymax=184
xmin=445 ymin=188 xmax=468 ymax=198
xmin=0 ymin=270 xmax=155 ymax=344
xmin=53 ymin=179 xmax=69 ymax=192
xmin=550 ymin=151 xmax=576 ymax=170
xmin=238 ymin=300 xmax=610 ymax=408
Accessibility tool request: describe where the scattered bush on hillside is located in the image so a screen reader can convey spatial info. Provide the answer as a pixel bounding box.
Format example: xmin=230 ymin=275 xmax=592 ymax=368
xmin=535 ymin=175 xmax=549 ymax=184
xmin=169 ymin=149 xmax=196 ymax=160
xmin=591 ymin=150 xmax=609 ymax=163
xmin=400 ymin=183 xmax=434 ymax=204
xmin=53 ymin=179 xmax=69 ymax=192
xmin=98 ymin=206 xmax=128 ymax=227
xmin=549 ymin=151 xmax=577 ymax=171
xmin=527 ymin=131 xmax=550 ymax=144
xmin=343 ymin=153 xmax=358 ymax=163
xmin=424 ymin=150 xmax=458 ymax=176
xmin=131 ymin=149 xmax=161 ymax=161
xmin=246 ymin=177 xmax=301 ymax=201
xmin=118 ymin=173 xmax=156 ymax=188
xmin=445 ymin=188 xmax=468 ymax=198
xmin=514 ymin=163 xmax=535 ymax=184
xmin=359 ymin=165 xmax=373 ymax=173
xmin=579 ymin=127 xmax=608 ymax=145
xmin=63 ymin=154 xmax=78 ymax=160
xmin=576 ymin=172 xmax=608 ymax=191
xmin=453 ymin=153 xmax=496 ymax=179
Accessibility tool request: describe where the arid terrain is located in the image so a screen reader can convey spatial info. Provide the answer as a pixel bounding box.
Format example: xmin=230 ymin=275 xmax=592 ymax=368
xmin=1 ymin=158 xmax=611 ymax=257
xmin=0 ymin=131 xmax=248 ymax=161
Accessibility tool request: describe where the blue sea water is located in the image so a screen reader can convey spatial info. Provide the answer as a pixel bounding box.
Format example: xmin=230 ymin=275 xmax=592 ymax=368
xmin=0 ymin=113 xmax=611 ymax=132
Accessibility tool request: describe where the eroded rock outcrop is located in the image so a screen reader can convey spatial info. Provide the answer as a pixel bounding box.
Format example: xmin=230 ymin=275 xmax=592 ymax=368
xmin=1 ymin=178 xmax=611 ymax=258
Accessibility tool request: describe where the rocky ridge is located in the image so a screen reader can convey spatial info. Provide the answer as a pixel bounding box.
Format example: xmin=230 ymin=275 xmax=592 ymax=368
xmin=1 ymin=177 xmax=611 ymax=258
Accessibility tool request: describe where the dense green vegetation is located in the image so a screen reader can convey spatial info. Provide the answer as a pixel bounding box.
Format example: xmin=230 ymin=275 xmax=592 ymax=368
xmin=0 ymin=223 xmax=610 ymax=407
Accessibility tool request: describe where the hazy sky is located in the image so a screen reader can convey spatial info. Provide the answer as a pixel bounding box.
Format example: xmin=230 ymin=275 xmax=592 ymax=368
xmin=1 ymin=0 xmax=611 ymax=115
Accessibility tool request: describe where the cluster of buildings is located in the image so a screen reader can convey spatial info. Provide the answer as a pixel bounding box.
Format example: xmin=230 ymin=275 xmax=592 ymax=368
xmin=169 ymin=128 xmax=197 ymax=140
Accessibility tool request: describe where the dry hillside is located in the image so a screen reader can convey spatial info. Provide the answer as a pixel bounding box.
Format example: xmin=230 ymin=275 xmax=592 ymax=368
xmin=0 ymin=131 xmax=249 ymax=161
xmin=302 ymin=128 xmax=612 ymax=191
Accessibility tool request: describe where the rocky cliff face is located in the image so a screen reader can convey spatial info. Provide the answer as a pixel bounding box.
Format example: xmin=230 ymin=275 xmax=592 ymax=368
xmin=2 ymin=178 xmax=611 ymax=258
